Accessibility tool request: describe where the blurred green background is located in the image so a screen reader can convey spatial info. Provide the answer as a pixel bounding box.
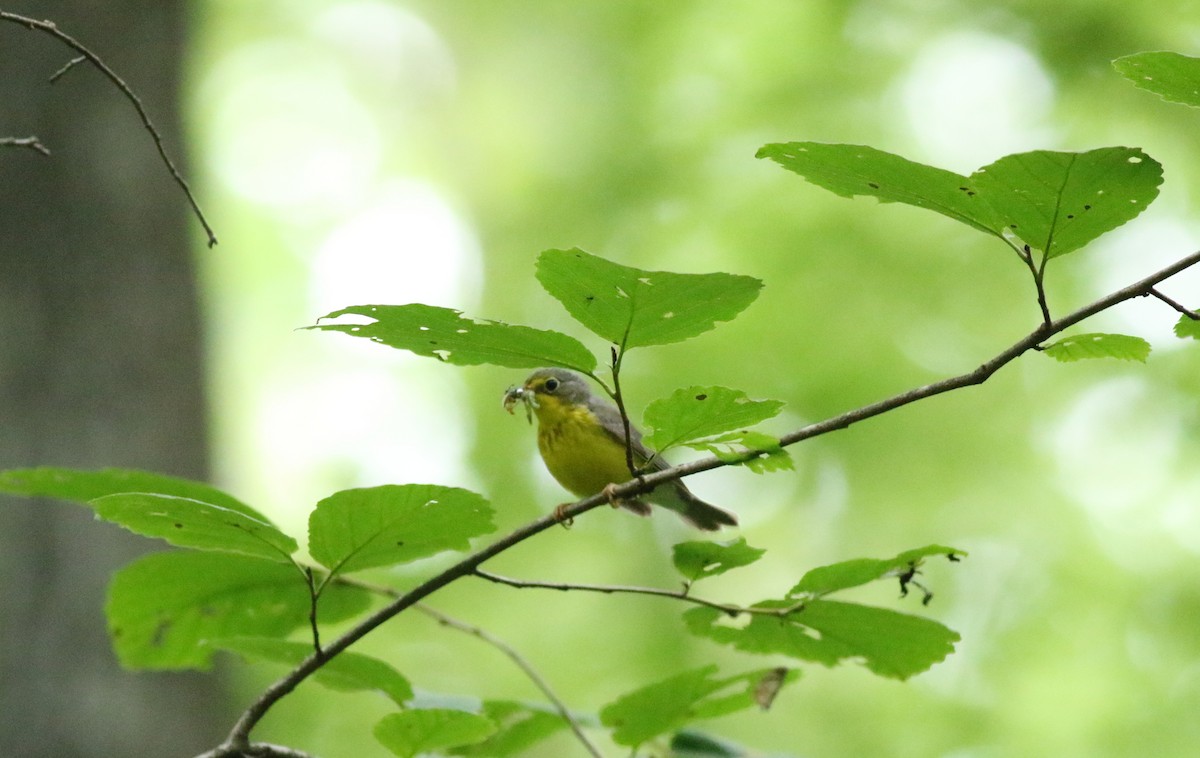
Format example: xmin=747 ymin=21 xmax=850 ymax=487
xmin=195 ymin=0 xmax=1200 ymax=755
xmin=6 ymin=0 xmax=1200 ymax=756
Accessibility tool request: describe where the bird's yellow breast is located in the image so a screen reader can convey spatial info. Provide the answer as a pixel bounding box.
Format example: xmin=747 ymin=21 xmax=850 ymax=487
xmin=533 ymin=395 xmax=635 ymax=497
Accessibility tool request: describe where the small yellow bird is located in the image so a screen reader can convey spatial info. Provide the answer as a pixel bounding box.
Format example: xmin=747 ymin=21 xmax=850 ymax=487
xmin=504 ymin=368 xmax=738 ymax=530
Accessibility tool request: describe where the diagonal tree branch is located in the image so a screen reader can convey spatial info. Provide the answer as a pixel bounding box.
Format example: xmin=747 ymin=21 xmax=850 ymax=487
xmin=208 ymin=246 xmax=1200 ymax=753
xmin=0 ymin=11 xmax=218 ymax=246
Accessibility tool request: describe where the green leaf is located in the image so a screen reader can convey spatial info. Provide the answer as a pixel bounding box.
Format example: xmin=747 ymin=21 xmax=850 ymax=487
xmin=669 ymin=730 xmax=754 ymax=758
xmin=449 ymin=701 xmax=569 ymax=756
xmin=673 ymin=538 xmax=766 ymax=583
xmin=600 ymin=665 xmax=798 ymax=748
xmin=758 ymin=143 xmax=1163 ymax=259
xmin=535 ymin=248 xmax=762 ymax=349
xmin=213 ymin=637 xmax=413 ymax=706
xmin=91 ymin=493 xmax=297 ymax=562
xmin=307 ymin=303 xmax=597 ymax=372
xmin=1174 ymin=313 xmax=1200 ymax=340
xmin=1114 ymin=51 xmax=1200 ymax=108
xmin=1042 ymin=333 xmax=1151 ymax=362
xmin=105 ymin=552 xmax=371 ymax=670
xmin=970 ymin=148 xmax=1162 ymax=258
xmin=683 ymin=599 xmax=959 ymax=680
xmin=375 ymin=709 xmax=497 ymax=758
xmin=0 ymin=467 xmax=268 ymax=521
xmin=789 ymin=545 xmax=964 ymax=598
xmin=308 ymin=484 xmax=494 ymax=576
xmin=756 ymin=142 xmax=1002 ymax=236
xmin=642 ymin=386 xmax=784 ymax=452
xmin=686 ymin=430 xmax=794 ymax=474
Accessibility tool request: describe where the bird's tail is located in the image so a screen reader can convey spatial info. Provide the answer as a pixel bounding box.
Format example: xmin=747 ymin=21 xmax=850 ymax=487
xmin=655 ymin=482 xmax=738 ymax=531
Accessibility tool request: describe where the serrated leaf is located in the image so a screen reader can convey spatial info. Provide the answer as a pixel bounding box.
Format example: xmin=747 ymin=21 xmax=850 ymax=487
xmin=673 ymin=538 xmax=766 ymax=583
xmin=0 ymin=467 xmax=267 ymax=521
xmin=970 ymin=147 xmax=1162 ymax=258
xmin=1114 ymin=51 xmax=1200 ymax=108
xmin=643 ymin=386 xmax=784 ymax=452
xmin=308 ymin=484 xmax=494 ymax=576
xmin=756 ymin=142 xmax=1002 ymax=236
xmin=213 ymin=636 xmax=412 ymax=705
xmin=105 ymin=552 xmax=371 ymax=670
xmin=307 ymin=303 xmax=596 ymax=372
xmin=789 ymin=545 xmax=964 ymax=598
xmin=449 ymin=701 xmax=569 ymax=756
xmin=91 ymin=493 xmax=296 ymax=562
xmin=683 ymin=599 xmax=959 ymax=680
xmin=1174 ymin=313 xmax=1200 ymax=340
xmin=1042 ymin=333 xmax=1151 ymax=362
xmin=687 ymin=430 xmax=794 ymax=474
xmin=375 ymin=709 xmax=497 ymax=758
xmin=535 ymin=248 xmax=762 ymax=349
xmin=600 ymin=665 xmax=798 ymax=748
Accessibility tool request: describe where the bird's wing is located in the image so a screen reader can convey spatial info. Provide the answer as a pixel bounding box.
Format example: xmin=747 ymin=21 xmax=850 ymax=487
xmin=588 ymin=397 xmax=665 ymax=470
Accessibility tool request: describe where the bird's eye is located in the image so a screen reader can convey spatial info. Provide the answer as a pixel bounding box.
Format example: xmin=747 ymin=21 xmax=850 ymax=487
xmin=543 ymin=377 xmax=559 ymax=392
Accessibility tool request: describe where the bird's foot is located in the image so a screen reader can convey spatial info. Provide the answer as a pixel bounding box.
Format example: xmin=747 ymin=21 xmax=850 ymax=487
xmin=601 ymin=483 xmax=622 ymax=509
xmin=552 ymin=503 xmax=574 ymax=528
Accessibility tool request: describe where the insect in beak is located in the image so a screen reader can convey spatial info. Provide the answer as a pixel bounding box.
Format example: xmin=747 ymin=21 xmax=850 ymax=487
xmin=502 ymin=385 xmax=534 ymax=424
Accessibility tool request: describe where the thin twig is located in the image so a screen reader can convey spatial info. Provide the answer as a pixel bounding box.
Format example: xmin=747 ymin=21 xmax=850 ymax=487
xmin=1148 ymin=287 xmax=1200 ymax=320
xmin=49 ymin=54 xmax=84 ymax=82
xmin=333 ymin=576 xmax=601 ymax=757
xmin=474 ymin=568 xmax=803 ymax=617
xmin=215 ymin=247 xmax=1200 ymax=748
xmin=416 ymin=604 xmax=604 ymax=758
xmin=0 ymin=11 xmax=218 ymax=246
xmin=0 ymin=135 xmax=50 ymax=155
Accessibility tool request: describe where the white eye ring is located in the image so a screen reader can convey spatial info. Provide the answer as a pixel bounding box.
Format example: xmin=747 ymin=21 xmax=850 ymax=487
xmin=544 ymin=377 xmax=560 ymax=392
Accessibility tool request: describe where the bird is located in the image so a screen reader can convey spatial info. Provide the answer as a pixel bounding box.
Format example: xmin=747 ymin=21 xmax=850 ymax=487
xmin=503 ymin=367 xmax=738 ymax=530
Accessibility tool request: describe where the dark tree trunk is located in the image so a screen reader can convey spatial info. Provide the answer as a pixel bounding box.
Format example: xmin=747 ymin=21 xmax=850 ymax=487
xmin=0 ymin=2 xmax=226 ymax=755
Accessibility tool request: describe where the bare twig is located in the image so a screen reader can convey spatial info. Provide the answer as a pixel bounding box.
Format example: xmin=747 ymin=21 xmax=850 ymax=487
xmin=213 ymin=247 xmax=1200 ymax=749
xmin=333 ymin=575 xmax=601 ymax=757
xmin=474 ymin=568 xmax=803 ymax=617
xmin=416 ymin=604 xmax=603 ymax=758
xmin=1148 ymin=287 xmax=1200 ymax=320
xmin=0 ymin=135 xmax=50 ymax=155
xmin=195 ymin=742 xmax=319 ymax=758
xmin=0 ymin=11 xmax=218 ymax=246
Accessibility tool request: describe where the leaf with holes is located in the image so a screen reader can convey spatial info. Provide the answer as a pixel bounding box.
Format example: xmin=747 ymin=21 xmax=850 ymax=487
xmin=91 ymin=493 xmax=297 ymax=562
xmin=599 ymin=665 xmax=798 ymax=748
xmin=213 ymin=637 xmax=413 ymax=706
xmin=642 ymin=386 xmax=784 ymax=452
xmin=788 ymin=545 xmax=964 ymax=598
xmin=1042 ymin=333 xmax=1151 ymax=362
xmin=105 ymin=552 xmax=371 ymax=670
xmin=307 ymin=303 xmax=597 ymax=372
xmin=0 ymin=467 xmax=268 ymax=521
xmin=970 ymin=148 xmax=1162 ymax=258
xmin=535 ymin=248 xmax=762 ymax=349
xmin=308 ymin=484 xmax=494 ymax=577
xmin=673 ymin=538 xmax=766 ymax=583
xmin=375 ymin=709 xmax=497 ymax=758
xmin=756 ymin=142 xmax=1003 ymax=236
xmin=683 ymin=599 xmax=958 ymax=680
xmin=1114 ymin=51 xmax=1200 ymax=108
